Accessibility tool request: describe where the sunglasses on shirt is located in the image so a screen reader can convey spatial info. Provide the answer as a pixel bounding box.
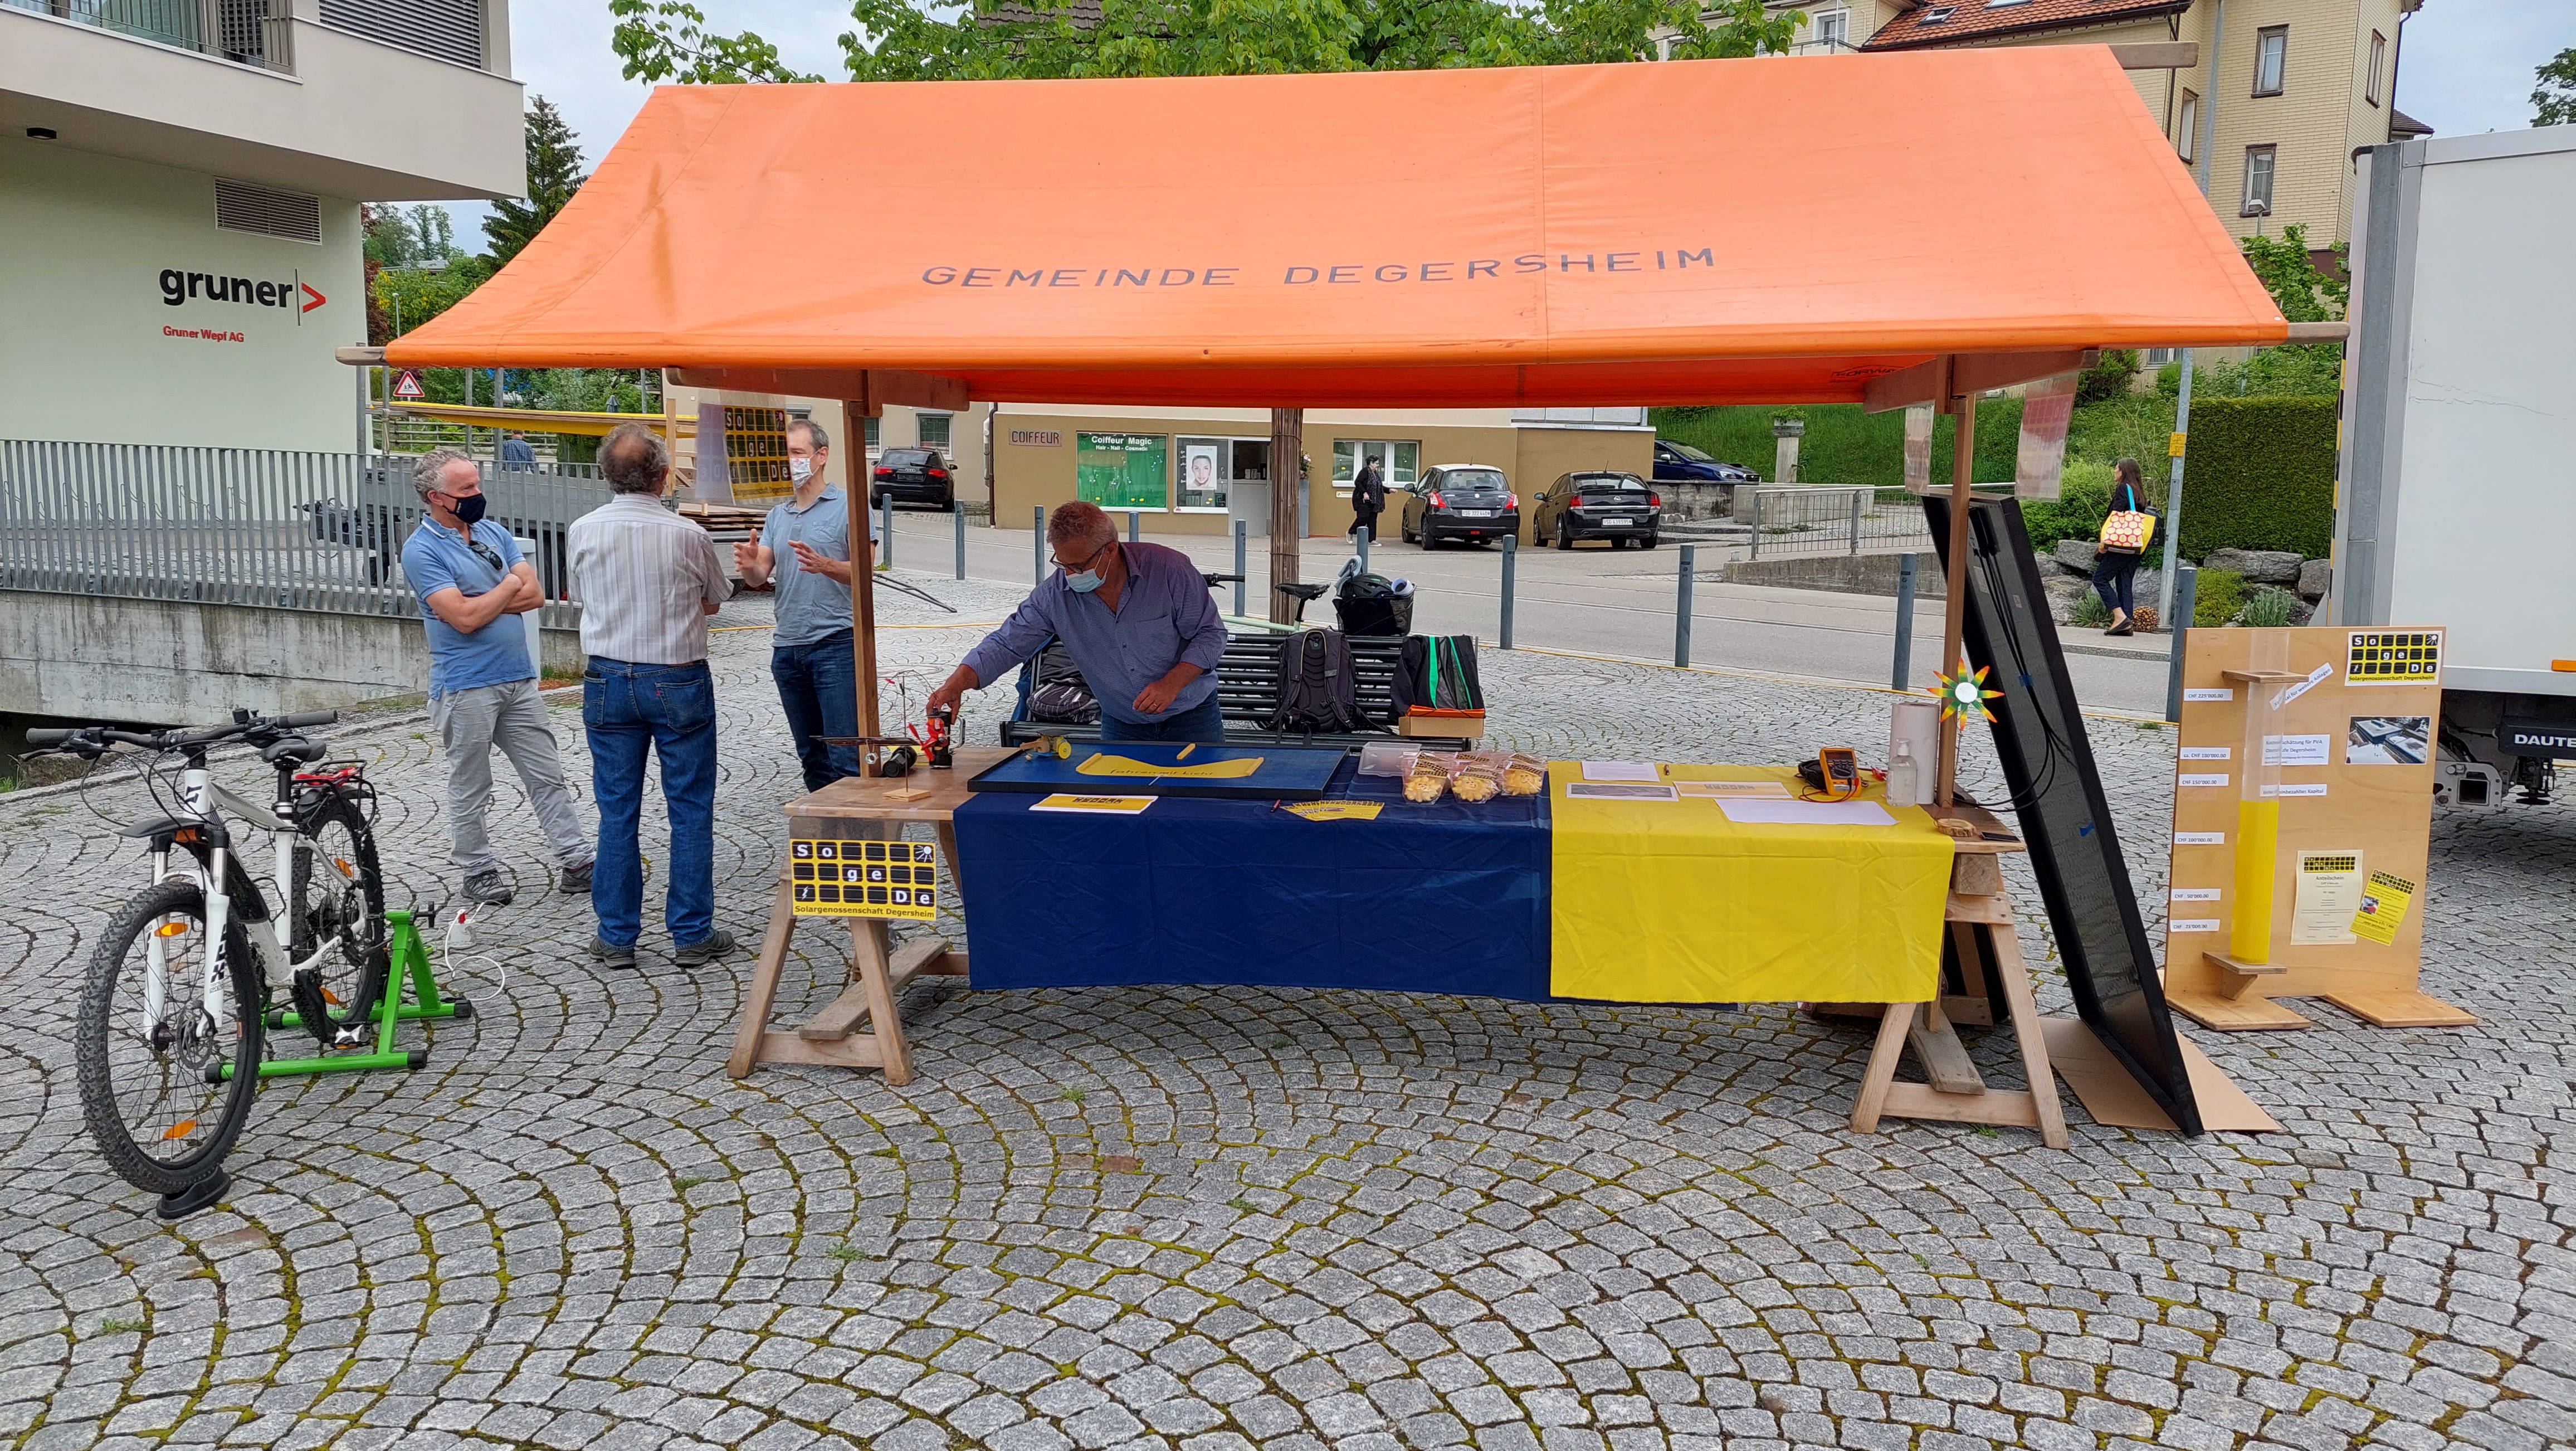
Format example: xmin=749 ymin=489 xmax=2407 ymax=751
xmin=465 ymin=538 xmax=508 ymax=573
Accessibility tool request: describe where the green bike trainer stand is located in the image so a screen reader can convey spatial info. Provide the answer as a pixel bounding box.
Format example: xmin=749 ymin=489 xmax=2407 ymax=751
xmin=248 ymin=909 xmax=470 ymax=1080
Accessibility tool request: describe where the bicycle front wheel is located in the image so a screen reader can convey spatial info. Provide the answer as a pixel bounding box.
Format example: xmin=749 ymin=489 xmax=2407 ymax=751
xmin=289 ymin=793 xmax=387 ymax=1031
xmin=76 ymin=881 xmax=265 ymax=1196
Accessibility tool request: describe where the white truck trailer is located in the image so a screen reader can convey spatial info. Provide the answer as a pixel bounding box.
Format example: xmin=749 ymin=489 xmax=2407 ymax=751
xmin=2335 ymin=125 xmax=2576 ymax=806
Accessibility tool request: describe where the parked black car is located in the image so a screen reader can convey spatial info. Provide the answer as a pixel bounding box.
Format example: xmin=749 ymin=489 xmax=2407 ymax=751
xmin=870 ymin=448 xmax=956 ymax=511
xmin=1531 ymin=471 xmax=1661 ymax=549
xmin=1399 ymin=464 xmax=1518 ymax=548
xmin=1652 ymin=439 xmax=1759 ymax=484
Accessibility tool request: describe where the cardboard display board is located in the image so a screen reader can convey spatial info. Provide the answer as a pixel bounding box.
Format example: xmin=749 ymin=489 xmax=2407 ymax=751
xmin=2165 ymin=626 xmax=2473 ymax=1030
xmin=1927 ymin=496 xmax=2206 ymax=1135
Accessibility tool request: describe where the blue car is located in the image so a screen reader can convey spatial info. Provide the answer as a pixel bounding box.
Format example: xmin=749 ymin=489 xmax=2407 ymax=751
xmin=1652 ymin=439 xmax=1760 ymax=484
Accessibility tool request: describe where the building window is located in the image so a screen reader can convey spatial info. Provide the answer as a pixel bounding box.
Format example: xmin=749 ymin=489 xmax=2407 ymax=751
xmin=1331 ymin=440 xmax=1420 ymax=493
xmin=2177 ymin=91 xmax=2199 ymax=162
xmin=863 ymin=416 xmax=882 ymax=455
xmin=1919 ymin=5 xmax=1954 ymax=23
xmin=1814 ymin=9 xmax=1847 ymax=47
xmin=2367 ymin=31 xmax=2385 ymax=106
xmin=2143 ymin=348 xmax=2179 ymax=366
xmin=2241 ymin=145 xmax=2277 ymax=217
xmin=2252 ymin=27 xmax=2287 ymax=97
xmin=917 ymin=413 xmax=952 ymax=450
xmin=318 ymin=0 xmax=485 ymax=70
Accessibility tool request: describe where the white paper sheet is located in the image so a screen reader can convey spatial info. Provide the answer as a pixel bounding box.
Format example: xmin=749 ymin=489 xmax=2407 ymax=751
xmin=1564 ymin=782 xmax=1680 ymax=802
xmin=1675 ymin=780 xmax=1792 ymax=799
xmin=1718 ymin=799 xmax=1897 ymax=827
xmin=1580 ymin=760 xmax=1662 ymax=783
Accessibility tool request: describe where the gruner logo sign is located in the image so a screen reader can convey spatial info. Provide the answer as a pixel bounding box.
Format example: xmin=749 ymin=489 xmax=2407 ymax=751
xmin=159 ymin=267 xmax=326 ymax=317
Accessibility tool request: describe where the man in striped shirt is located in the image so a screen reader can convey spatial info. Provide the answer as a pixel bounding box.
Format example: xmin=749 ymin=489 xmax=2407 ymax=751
xmin=567 ymin=423 xmax=735 ymax=969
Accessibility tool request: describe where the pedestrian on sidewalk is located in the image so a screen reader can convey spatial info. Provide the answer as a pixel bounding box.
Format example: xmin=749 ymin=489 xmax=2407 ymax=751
xmin=733 ymin=418 xmax=869 ymax=791
xmin=1349 ymin=458 xmax=1387 ymax=541
xmin=401 ymin=449 xmax=594 ymax=908
xmin=2092 ymin=457 xmax=2153 ymax=636
xmin=568 ymin=423 xmax=736 ymax=968
xmin=500 ymin=430 xmax=536 ymax=470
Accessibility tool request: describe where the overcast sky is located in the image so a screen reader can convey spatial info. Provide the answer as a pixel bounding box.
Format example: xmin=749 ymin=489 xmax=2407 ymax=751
xmin=444 ymin=0 xmax=2575 ymax=233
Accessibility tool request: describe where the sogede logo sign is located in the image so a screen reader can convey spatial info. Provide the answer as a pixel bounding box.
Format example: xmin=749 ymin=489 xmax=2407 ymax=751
xmin=159 ymin=267 xmax=326 ymax=315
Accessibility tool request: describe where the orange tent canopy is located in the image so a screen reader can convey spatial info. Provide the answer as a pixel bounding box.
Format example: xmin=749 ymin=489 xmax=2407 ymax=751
xmin=387 ymin=48 xmax=2283 ymax=407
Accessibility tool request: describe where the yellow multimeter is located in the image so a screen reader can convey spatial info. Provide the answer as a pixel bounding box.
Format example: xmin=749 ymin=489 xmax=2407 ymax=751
xmin=1798 ymin=747 xmax=1862 ymax=801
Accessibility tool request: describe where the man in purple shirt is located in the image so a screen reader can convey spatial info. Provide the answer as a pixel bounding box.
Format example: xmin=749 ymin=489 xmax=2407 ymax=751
xmin=926 ymin=501 xmax=1230 ymax=741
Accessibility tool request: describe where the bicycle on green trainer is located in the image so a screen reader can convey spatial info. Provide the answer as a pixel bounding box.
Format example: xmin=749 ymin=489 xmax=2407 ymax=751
xmin=30 ymin=708 xmax=387 ymax=1211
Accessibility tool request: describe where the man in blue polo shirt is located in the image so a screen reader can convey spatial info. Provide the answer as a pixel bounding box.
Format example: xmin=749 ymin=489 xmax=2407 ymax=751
xmin=401 ymin=449 xmax=593 ymax=906
xmin=731 ymin=418 xmax=876 ymax=790
xmin=924 ymin=501 xmax=1230 ymax=741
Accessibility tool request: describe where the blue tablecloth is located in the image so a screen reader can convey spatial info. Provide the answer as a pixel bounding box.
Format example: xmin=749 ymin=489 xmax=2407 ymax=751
xmin=954 ymin=758 xmax=1550 ymax=1000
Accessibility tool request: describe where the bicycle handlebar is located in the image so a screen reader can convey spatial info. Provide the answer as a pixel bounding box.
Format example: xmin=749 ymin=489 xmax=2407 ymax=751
xmin=24 ymin=710 xmax=338 ymax=756
xmin=277 ymin=711 xmax=339 ymax=728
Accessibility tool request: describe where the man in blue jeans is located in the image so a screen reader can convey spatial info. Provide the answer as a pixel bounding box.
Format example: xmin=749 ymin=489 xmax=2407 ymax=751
xmin=925 ymin=500 xmax=1230 ymax=742
xmin=731 ymin=418 xmax=876 ymax=790
xmin=567 ymin=423 xmax=736 ymax=968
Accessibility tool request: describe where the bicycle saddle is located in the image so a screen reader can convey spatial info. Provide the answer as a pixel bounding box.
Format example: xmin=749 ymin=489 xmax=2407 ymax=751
xmin=261 ymin=738 xmax=328 ymax=765
xmin=1275 ymin=582 xmax=1330 ymax=601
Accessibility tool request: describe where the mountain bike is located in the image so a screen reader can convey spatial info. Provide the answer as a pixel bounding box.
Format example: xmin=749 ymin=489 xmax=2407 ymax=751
xmin=30 ymin=710 xmax=387 ymax=1212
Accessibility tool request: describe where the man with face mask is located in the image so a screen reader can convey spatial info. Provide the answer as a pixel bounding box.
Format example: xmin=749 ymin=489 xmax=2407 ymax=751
xmin=401 ymin=448 xmax=594 ymax=906
xmin=733 ymin=418 xmax=876 ymax=790
xmin=925 ymin=500 xmax=1230 ymax=742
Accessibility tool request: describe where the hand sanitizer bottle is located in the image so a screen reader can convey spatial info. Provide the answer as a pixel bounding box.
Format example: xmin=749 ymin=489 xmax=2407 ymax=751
xmin=1887 ymin=741 xmax=1919 ymax=808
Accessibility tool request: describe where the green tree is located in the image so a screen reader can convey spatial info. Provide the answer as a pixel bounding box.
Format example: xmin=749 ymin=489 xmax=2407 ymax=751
xmin=2535 ymin=45 xmax=2576 ymax=126
xmin=484 ymin=97 xmax=589 ymax=266
xmin=612 ymin=0 xmax=1805 ymax=86
xmin=2076 ymin=348 xmax=2139 ymax=405
xmin=2238 ymin=222 xmax=2345 ymax=323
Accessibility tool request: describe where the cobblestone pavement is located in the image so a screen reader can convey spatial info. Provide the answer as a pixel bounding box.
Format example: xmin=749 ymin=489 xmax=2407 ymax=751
xmin=3 ymin=574 xmax=2570 ymax=1451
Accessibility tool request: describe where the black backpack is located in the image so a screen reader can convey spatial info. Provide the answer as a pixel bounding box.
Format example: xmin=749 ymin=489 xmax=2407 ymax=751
xmin=1266 ymin=629 xmax=1364 ymax=734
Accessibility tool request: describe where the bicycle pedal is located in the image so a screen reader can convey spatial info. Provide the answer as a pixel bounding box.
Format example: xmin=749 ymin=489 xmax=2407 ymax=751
xmin=287 ymin=969 xmax=336 ymax=1049
xmin=329 ymin=1024 xmax=370 ymax=1050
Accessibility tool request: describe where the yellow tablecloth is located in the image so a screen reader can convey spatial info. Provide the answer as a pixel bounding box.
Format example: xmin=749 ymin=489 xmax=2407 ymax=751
xmin=1549 ymin=763 xmax=1953 ymax=1004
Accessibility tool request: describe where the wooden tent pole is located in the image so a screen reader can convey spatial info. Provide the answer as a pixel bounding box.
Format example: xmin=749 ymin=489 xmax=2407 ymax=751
xmin=842 ymin=398 xmax=883 ymax=775
xmin=1268 ymin=408 xmax=1302 ymax=623
xmin=1936 ymin=360 xmax=1974 ymax=811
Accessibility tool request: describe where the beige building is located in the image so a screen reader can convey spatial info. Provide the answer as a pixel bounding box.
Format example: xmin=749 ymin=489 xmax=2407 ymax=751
xmin=1817 ymin=0 xmax=2425 ymax=258
xmin=2 ymin=0 xmax=526 ymax=451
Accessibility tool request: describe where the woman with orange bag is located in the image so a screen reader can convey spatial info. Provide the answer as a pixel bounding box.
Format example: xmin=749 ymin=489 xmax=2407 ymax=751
xmin=2091 ymin=457 xmax=2155 ymax=636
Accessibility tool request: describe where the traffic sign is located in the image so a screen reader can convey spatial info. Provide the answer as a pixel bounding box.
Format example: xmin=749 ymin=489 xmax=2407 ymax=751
xmin=392 ymin=370 xmax=424 ymax=400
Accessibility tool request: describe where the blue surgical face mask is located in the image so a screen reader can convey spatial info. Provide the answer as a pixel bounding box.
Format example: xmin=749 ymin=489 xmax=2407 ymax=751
xmin=1065 ymin=567 xmax=1105 ymax=594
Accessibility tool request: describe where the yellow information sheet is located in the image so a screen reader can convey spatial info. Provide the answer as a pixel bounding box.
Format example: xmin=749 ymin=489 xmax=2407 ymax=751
xmin=1283 ymin=800 xmax=1384 ymax=822
xmin=1549 ymin=763 xmax=1951 ymax=1004
xmin=1031 ymin=794 xmax=1155 ymax=815
xmin=2350 ymin=870 xmax=2418 ymax=945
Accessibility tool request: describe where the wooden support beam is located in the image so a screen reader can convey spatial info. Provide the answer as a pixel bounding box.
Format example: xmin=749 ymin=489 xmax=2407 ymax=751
xmin=2202 ymin=951 xmax=2287 ymax=1001
xmin=2283 ymin=321 xmax=2350 ymax=344
xmin=1935 ymin=357 xmax=1972 ymax=811
xmin=1268 ymin=407 xmax=1303 ymax=622
xmin=1862 ymin=349 xmax=2095 ymax=414
xmin=2107 ymin=42 xmax=2198 ymax=70
xmin=842 ymin=400 xmax=883 ymax=772
xmin=1907 ymin=1002 xmax=1987 ymax=1096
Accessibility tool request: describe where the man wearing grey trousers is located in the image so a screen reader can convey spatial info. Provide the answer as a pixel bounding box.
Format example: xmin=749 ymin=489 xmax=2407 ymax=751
xmin=400 ymin=449 xmax=594 ymax=905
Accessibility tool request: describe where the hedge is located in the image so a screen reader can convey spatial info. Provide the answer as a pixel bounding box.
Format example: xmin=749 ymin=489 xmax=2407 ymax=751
xmin=1649 ymin=401 xmax=2023 ymax=488
xmin=2174 ymin=396 xmax=2337 ymax=559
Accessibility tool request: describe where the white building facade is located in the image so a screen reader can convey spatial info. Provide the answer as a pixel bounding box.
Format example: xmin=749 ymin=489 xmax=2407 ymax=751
xmin=1 ymin=0 xmax=525 ymax=451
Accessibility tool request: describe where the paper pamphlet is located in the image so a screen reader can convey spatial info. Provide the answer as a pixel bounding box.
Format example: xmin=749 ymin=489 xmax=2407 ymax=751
xmin=1283 ymin=800 xmax=1383 ymax=822
xmin=2350 ymin=870 xmax=2418 ymax=945
xmin=1674 ymin=780 xmax=1793 ymax=799
xmin=1719 ymin=799 xmax=1897 ymax=827
xmin=2262 ymin=733 xmax=2332 ymax=768
xmin=1564 ymin=782 xmax=1680 ymax=802
xmin=1031 ymin=794 xmax=1155 ymax=815
xmin=2291 ymin=850 xmax=2364 ymax=946
xmin=1580 ymin=761 xmax=1662 ymax=783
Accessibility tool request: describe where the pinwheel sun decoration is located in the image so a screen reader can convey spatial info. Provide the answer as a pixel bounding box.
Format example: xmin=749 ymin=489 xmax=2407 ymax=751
xmin=1931 ymin=664 xmax=2001 ymax=724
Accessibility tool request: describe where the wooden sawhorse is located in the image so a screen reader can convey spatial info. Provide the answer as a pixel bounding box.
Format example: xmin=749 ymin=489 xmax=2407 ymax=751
xmin=724 ymin=747 xmax=1010 ymax=1083
xmin=1832 ymin=811 xmax=2070 ymax=1148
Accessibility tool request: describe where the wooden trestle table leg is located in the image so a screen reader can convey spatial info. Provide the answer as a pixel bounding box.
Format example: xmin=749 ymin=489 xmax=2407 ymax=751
xmin=727 ymin=868 xmax=801 ymax=1078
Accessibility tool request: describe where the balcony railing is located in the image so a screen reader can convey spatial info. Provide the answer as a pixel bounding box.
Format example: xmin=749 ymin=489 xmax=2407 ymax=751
xmin=7 ymin=0 xmax=294 ymax=70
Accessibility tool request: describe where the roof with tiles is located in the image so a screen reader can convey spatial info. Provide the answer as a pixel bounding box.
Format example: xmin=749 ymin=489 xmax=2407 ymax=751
xmin=1862 ymin=0 xmax=2192 ymax=52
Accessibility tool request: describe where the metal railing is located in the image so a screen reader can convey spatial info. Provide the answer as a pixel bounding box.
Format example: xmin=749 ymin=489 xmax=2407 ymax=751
xmin=1 ymin=441 xmax=605 ymax=629
xmin=9 ymin=0 xmax=293 ymax=70
xmin=1745 ymin=486 xmax=1933 ymax=560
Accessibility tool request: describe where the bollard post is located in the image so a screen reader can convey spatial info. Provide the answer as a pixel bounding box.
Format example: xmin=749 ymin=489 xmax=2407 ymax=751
xmin=1848 ymin=489 xmax=1865 ymax=556
xmin=880 ymin=494 xmax=895 ymax=569
xmin=1127 ymin=510 xmax=1139 ymax=543
xmin=954 ymin=504 xmax=967 ymax=580
xmin=1232 ymin=519 xmax=1248 ymax=616
xmin=1034 ymin=506 xmax=1045 ymax=582
xmin=1676 ymin=544 xmax=1696 ymax=668
xmin=1357 ymin=524 xmax=1370 ymax=574
xmin=2165 ymin=564 xmax=2198 ymax=723
xmin=1892 ymin=552 xmax=1918 ymax=690
xmin=1499 ymin=533 xmax=1517 ymax=650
